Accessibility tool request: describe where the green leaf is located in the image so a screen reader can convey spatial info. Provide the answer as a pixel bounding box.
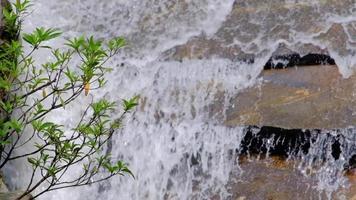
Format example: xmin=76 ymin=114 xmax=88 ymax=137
xmin=35 ymin=27 xmax=61 ymax=41
xmin=98 ymin=78 xmax=107 ymax=87
xmin=7 ymin=119 xmax=22 ymax=133
xmin=65 ymin=36 xmax=85 ymax=50
xmin=0 ymin=78 xmax=11 ymax=91
xmin=59 ymin=97 xmax=66 ymax=109
xmin=103 ymin=163 xmax=115 ymax=173
xmin=34 ymin=142 xmax=43 ymax=149
xmin=0 ymin=129 xmax=6 ymax=137
xmin=39 ymin=45 xmax=52 ymax=49
xmin=23 ymin=27 xmax=61 ymax=47
xmin=0 ymin=140 xmax=11 ymax=146
xmin=22 ymin=33 xmax=37 ymax=46
xmin=13 ymin=0 xmax=32 ymax=13
xmin=123 ymin=95 xmax=139 ymax=112
xmin=0 ymin=100 xmax=13 ymax=113
xmin=122 ymin=167 xmax=135 ymax=179
xmin=42 ymin=154 xmax=49 ymax=162
xmin=64 ymin=69 xmax=78 ymax=84
xmin=108 ymin=37 xmax=127 ymax=51
xmin=115 ymin=37 xmax=127 ymax=48
xmin=29 ymin=77 xmax=49 ymax=90
xmin=91 ymin=99 xmax=116 ymax=116
xmin=34 ymin=102 xmax=50 ymax=117
xmin=2 ymin=8 xmax=17 ymax=25
xmin=27 ymin=157 xmax=39 ymax=167
xmin=83 ymin=164 xmax=89 ymax=172
xmin=48 ymin=166 xmax=57 ymax=177
xmin=31 ymin=120 xmax=43 ymax=131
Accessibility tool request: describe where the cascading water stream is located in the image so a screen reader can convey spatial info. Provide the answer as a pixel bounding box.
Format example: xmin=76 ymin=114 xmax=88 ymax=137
xmin=4 ymin=0 xmax=356 ymax=199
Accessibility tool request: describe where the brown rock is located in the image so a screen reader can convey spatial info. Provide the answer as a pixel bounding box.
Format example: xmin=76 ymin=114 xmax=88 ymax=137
xmin=225 ymin=65 xmax=356 ymax=129
xmin=0 ymin=179 xmax=8 ymax=193
xmin=160 ymin=1 xmax=356 ymax=129
xmin=161 ymin=35 xmax=249 ymax=62
xmin=0 ymin=191 xmax=32 ymax=200
xmin=229 ymin=157 xmax=356 ymax=200
xmin=162 ymin=0 xmax=356 ymax=61
xmin=315 ymin=23 xmax=350 ymax=56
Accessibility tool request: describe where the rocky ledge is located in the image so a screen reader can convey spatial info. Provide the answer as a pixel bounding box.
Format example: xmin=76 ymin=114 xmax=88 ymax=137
xmin=226 ymin=65 xmax=356 ymax=129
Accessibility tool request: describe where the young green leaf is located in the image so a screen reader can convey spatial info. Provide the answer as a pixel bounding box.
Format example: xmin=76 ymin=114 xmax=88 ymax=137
xmin=23 ymin=27 xmax=61 ymax=47
xmin=123 ymin=96 xmax=139 ymax=112
xmin=13 ymin=0 xmax=32 ymax=13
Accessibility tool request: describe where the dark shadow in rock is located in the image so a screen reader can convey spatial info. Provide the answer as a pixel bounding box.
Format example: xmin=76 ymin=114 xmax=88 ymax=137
xmin=240 ymin=126 xmax=312 ymax=157
xmin=239 ymin=126 xmax=355 ymax=171
xmin=263 ymin=53 xmax=336 ymax=69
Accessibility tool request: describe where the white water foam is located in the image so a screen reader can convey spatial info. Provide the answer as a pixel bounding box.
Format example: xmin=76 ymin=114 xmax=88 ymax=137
xmin=5 ymin=0 xmax=356 ymax=199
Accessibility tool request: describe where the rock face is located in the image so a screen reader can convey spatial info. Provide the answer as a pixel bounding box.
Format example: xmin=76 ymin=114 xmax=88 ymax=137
xmin=160 ymin=0 xmax=356 ymax=129
xmin=0 ymin=174 xmax=8 ymax=193
xmin=225 ymin=65 xmax=356 ymax=129
xmin=0 ymin=192 xmax=32 ymax=200
xmin=230 ymin=156 xmax=356 ymax=200
xmin=162 ymin=0 xmax=355 ymax=62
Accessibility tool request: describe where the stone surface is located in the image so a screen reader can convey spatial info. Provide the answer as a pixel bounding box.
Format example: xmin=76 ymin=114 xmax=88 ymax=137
xmin=160 ymin=0 xmax=356 ymax=129
xmin=225 ymin=65 xmax=356 ymax=129
xmin=161 ymin=0 xmax=355 ymax=62
xmin=0 ymin=176 xmax=8 ymax=193
xmin=0 ymin=191 xmax=32 ymax=200
xmin=229 ymin=156 xmax=356 ymax=200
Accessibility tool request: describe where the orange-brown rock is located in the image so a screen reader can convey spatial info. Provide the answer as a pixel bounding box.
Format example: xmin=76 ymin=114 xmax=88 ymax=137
xmin=225 ymin=65 xmax=356 ymax=129
xmin=160 ymin=1 xmax=356 ymax=129
xmin=230 ymin=156 xmax=356 ymax=200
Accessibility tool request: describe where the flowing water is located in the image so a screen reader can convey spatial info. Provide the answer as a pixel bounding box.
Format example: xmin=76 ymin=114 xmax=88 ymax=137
xmin=5 ymin=0 xmax=356 ymax=199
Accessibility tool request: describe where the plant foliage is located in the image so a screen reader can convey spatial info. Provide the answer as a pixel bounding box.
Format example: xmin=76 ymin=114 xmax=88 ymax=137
xmin=0 ymin=1 xmax=137 ymax=199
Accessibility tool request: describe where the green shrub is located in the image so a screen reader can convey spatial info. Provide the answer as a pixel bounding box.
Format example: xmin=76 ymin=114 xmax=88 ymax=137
xmin=0 ymin=1 xmax=137 ymax=199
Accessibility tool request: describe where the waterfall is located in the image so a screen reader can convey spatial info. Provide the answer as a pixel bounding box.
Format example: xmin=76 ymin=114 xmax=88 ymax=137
xmin=5 ymin=0 xmax=356 ymax=199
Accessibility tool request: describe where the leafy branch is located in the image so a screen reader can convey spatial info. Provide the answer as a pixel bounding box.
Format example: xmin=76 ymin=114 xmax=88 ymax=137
xmin=0 ymin=1 xmax=138 ymax=199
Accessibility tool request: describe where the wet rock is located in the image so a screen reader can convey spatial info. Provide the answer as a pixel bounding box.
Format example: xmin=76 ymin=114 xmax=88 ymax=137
xmin=161 ymin=0 xmax=356 ymax=61
xmin=225 ymin=65 xmax=356 ymax=129
xmin=0 ymin=192 xmax=32 ymax=200
xmin=159 ymin=0 xmax=356 ymax=129
xmin=0 ymin=175 xmax=8 ymax=193
xmin=230 ymin=156 xmax=356 ymax=200
xmin=161 ymin=35 xmax=250 ymax=62
xmin=315 ymin=23 xmax=350 ymax=56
